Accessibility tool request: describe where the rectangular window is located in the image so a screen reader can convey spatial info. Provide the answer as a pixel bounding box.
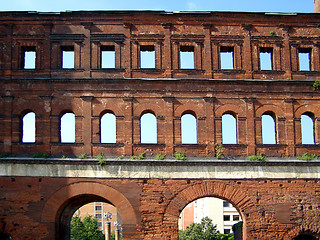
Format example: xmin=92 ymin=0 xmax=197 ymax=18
xmin=97 ymin=221 xmax=102 ymax=227
xmin=220 ymin=46 xmax=234 ymax=69
xmin=101 ymin=45 xmax=115 ymax=68
xmin=61 ymin=46 xmax=74 ymax=69
xmin=224 ymin=229 xmax=231 ymax=234
xmin=95 ymin=206 xmax=102 ymax=211
xmin=140 ymin=45 xmax=155 ymax=68
xmin=299 ymin=48 xmax=311 ymax=71
xmin=223 ymin=215 xmax=231 ymax=221
xmin=22 ymin=47 xmax=36 ymax=69
xmin=95 ymin=213 xmax=102 ymax=219
xmin=260 ymin=47 xmax=273 ymax=70
xmin=233 ymin=215 xmax=240 ymax=221
xmin=180 ymin=46 xmax=194 ymax=69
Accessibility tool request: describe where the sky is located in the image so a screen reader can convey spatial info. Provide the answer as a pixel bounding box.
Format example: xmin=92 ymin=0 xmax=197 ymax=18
xmin=0 ymin=0 xmax=315 ymax=13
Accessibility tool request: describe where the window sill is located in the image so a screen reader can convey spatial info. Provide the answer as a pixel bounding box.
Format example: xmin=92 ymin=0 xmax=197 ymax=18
xmin=132 ymin=68 xmax=165 ymax=72
xmin=50 ymin=142 xmax=84 ymax=146
xmin=253 ymin=70 xmax=285 ymax=74
xmin=92 ymin=143 xmax=125 ymax=147
xmin=213 ymin=69 xmax=245 ymax=73
xmin=91 ymin=68 xmax=125 ymax=72
xmin=175 ymin=144 xmax=207 ymax=148
xmin=133 ymin=143 xmax=166 ymax=147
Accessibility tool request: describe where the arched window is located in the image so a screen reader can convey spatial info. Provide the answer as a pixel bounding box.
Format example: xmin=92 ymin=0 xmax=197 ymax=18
xmin=101 ymin=112 xmax=116 ymax=143
xmin=140 ymin=112 xmax=157 ymax=144
xmin=222 ymin=114 xmax=237 ymax=144
xmin=22 ymin=112 xmax=36 ymax=143
xmin=261 ymin=113 xmax=276 ymax=144
xmin=60 ymin=112 xmax=75 ymax=143
xmin=181 ymin=113 xmax=197 ymax=144
xmin=301 ymin=113 xmax=315 ymax=144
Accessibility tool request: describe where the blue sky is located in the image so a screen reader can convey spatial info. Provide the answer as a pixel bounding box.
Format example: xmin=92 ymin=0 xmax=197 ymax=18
xmin=0 ymin=0 xmax=315 ymax=13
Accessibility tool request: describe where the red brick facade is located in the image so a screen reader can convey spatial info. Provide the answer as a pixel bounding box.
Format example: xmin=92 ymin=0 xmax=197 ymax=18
xmin=1 ymin=11 xmax=320 ymax=239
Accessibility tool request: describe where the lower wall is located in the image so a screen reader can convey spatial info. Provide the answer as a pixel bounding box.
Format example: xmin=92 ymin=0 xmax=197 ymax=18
xmin=0 ymin=160 xmax=319 ymax=239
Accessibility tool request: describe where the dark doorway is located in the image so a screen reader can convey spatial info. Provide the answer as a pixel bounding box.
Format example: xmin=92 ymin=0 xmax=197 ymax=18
xmin=293 ymin=234 xmax=316 ymax=240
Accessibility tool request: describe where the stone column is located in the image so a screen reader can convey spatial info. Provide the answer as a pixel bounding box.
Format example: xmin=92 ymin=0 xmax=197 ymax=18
xmin=80 ymin=96 xmax=93 ymax=156
xmin=244 ymin=97 xmax=256 ymax=155
xmin=105 ymin=222 xmax=111 ymax=240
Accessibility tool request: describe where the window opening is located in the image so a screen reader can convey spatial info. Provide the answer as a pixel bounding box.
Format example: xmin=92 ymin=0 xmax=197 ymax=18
xmin=260 ymin=47 xmax=273 ymax=70
xmin=140 ymin=113 xmax=157 ymax=144
xmin=60 ymin=112 xmax=75 ymax=143
xmin=101 ymin=45 xmax=115 ymax=68
xmin=299 ymin=48 xmax=311 ymax=71
xmin=62 ymin=46 xmax=74 ymax=69
xmin=101 ymin=113 xmax=116 ymax=143
xmin=301 ymin=113 xmax=315 ymax=144
xmin=22 ymin=112 xmax=36 ymax=143
xmin=179 ymin=197 xmax=242 ymax=238
xmin=181 ymin=113 xmax=197 ymax=144
xmin=220 ymin=46 xmax=234 ymax=70
xmin=140 ymin=45 xmax=155 ymax=68
xmin=72 ymin=201 xmax=122 ymax=239
xmin=261 ymin=113 xmax=276 ymax=144
xmin=22 ymin=47 xmax=36 ymax=69
xmin=222 ymin=114 xmax=237 ymax=144
xmin=180 ymin=45 xmax=195 ymax=69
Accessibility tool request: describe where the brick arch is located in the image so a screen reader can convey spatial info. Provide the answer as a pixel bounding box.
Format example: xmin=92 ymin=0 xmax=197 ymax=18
xmin=41 ymin=181 xmax=138 ymax=239
xmin=164 ymin=181 xmax=255 ymax=218
xmin=256 ymin=104 xmax=284 ymax=117
xmin=295 ymin=105 xmax=320 ymax=118
xmin=163 ymin=181 xmax=256 ymax=239
xmin=282 ymin=224 xmax=320 ymax=240
xmin=175 ymin=103 xmax=205 ymax=117
xmin=215 ymin=104 xmax=245 ymax=117
xmin=134 ymin=102 xmax=163 ymax=117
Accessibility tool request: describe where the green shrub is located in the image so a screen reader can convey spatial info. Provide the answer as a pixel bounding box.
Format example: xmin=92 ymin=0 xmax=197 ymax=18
xmin=78 ymin=153 xmax=88 ymax=159
xmin=246 ymin=153 xmax=266 ymax=162
xmin=215 ymin=143 xmax=224 ymax=159
xmin=32 ymin=152 xmax=49 ymax=158
xmin=155 ymin=154 xmax=166 ymax=160
xmin=313 ymin=80 xmax=320 ymax=90
xmin=96 ymin=152 xmax=105 ymax=160
xmin=173 ymin=151 xmax=187 ymax=161
xmin=0 ymin=153 xmax=10 ymax=158
xmin=131 ymin=152 xmax=145 ymax=160
xmin=117 ymin=155 xmax=124 ymax=160
xmin=297 ymin=153 xmax=318 ymax=161
xmin=98 ymin=159 xmax=107 ymax=167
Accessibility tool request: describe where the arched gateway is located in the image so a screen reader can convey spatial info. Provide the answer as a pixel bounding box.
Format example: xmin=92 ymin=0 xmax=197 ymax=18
xmin=41 ymin=182 xmax=138 ymax=240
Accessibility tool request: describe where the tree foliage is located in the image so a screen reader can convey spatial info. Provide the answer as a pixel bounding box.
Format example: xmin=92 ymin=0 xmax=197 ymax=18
xmin=70 ymin=215 xmax=105 ymax=240
xmin=179 ymin=217 xmax=233 ymax=240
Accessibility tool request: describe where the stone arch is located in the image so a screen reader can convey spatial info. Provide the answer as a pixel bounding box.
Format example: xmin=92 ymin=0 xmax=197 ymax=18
xmin=256 ymin=104 xmax=284 ymax=117
xmin=41 ymin=181 xmax=138 ymax=240
xmin=175 ymin=103 xmax=205 ymax=117
xmin=282 ymin=224 xmax=320 ymax=240
xmin=163 ymin=181 xmax=257 ymax=239
xmin=295 ymin=105 xmax=320 ymax=118
xmin=215 ymin=104 xmax=245 ymax=117
xmin=134 ymin=102 xmax=163 ymax=117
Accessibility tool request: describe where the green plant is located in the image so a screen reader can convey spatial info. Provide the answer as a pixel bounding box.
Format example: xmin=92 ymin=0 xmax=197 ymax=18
xmin=269 ymin=30 xmax=275 ymax=36
xmin=173 ymin=151 xmax=187 ymax=161
xmin=297 ymin=153 xmax=318 ymax=161
xmin=215 ymin=143 xmax=224 ymax=159
xmin=131 ymin=152 xmax=146 ymax=160
xmin=247 ymin=153 xmax=267 ymax=162
xmin=117 ymin=155 xmax=124 ymax=160
xmin=98 ymin=159 xmax=107 ymax=167
xmin=313 ymin=80 xmax=320 ymax=90
xmin=78 ymin=153 xmax=88 ymax=159
xmin=155 ymin=153 xmax=166 ymax=160
xmin=62 ymin=155 xmax=67 ymax=159
xmin=0 ymin=152 xmax=10 ymax=158
xmin=32 ymin=152 xmax=49 ymax=158
xmin=96 ymin=152 xmax=105 ymax=160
